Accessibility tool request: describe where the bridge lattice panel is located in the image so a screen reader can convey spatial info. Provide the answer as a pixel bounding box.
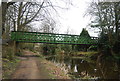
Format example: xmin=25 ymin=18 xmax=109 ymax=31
xmin=11 ymin=31 xmax=98 ymax=45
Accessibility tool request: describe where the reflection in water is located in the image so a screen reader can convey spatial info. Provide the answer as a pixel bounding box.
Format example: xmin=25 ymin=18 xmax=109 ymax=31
xmin=46 ymin=55 xmax=119 ymax=79
xmin=74 ymin=65 xmax=78 ymax=72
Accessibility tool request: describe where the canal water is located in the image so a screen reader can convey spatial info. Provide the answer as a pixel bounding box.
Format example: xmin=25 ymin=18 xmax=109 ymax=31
xmin=46 ymin=55 xmax=119 ymax=79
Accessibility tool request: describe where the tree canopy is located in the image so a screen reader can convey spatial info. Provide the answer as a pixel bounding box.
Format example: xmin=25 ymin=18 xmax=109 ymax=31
xmin=86 ymin=1 xmax=120 ymax=57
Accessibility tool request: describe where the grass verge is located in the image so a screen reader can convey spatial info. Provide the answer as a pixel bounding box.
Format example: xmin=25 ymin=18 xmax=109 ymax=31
xmin=38 ymin=54 xmax=70 ymax=79
xmin=2 ymin=57 xmax=20 ymax=79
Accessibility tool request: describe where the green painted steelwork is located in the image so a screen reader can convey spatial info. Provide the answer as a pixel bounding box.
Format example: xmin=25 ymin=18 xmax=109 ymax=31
xmin=11 ymin=31 xmax=98 ymax=44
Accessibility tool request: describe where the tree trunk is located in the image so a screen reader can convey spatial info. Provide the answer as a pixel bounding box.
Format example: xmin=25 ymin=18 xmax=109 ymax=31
xmin=114 ymin=3 xmax=119 ymax=41
xmin=2 ymin=2 xmax=8 ymax=38
xmin=2 ymin=2 xmax=15 ymax=37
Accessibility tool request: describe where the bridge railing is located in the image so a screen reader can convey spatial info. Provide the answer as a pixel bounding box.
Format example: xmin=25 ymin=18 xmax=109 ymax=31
xmin=11 ymin=31 xmax=98 ymax=44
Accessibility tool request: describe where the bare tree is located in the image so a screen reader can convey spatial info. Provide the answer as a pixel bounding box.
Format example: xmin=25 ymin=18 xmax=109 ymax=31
xmin=40 ymin=18 xmax=56 ymax=33
xmin=85 ymin=0 xmax=120 ymax=56
xmin=2 ymin=0 xmax=72 ymax=38
xmin=2 ymin=2 xmax=15 ymax=32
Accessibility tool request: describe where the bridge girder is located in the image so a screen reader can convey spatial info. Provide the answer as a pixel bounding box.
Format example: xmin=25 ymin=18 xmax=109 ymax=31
xmin=11 ymin=31 xmax=98 ymax=45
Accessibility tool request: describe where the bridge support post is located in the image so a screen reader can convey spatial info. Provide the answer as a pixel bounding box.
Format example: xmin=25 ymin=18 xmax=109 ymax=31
xmin=15 ymin=42 xmax=20 ymax=55
xmin=11 ymin=41 xmax=17 ymax=55
xmin=72 ymin=45 xmax=75 ymax=50
xmin=11 ymin=41 xmax=19 ymax=56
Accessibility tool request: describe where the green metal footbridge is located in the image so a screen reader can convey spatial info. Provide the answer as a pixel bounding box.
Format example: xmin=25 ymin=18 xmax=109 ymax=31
xmin=11 ymin=31 xmax=98 ymax=45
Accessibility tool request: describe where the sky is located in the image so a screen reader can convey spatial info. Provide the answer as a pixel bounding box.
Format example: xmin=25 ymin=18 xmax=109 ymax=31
xmin=30 ymin=0 xmax=99 ymax=37
xmin=29 ymin=0 xmax=98 ymax=36
xmin=56 ymin=0 xmax=99 ymax=37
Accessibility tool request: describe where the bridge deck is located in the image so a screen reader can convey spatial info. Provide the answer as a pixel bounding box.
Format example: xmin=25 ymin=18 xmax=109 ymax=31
xmin=11 ymin=31 xmax=98 ymax=45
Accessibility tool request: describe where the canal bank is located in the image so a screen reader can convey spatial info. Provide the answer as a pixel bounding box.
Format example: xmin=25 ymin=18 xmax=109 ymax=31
xmin=46 ymin=53 xmax=119 ymax=79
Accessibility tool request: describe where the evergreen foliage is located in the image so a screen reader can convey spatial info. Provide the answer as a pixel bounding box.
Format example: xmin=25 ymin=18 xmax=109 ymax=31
xmin=80 ymin=28 xmax=91 ymax=38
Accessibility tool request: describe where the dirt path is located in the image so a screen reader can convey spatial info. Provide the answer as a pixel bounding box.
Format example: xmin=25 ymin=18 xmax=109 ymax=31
xmin=11 ymin=50 xmax=51 ymax=79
